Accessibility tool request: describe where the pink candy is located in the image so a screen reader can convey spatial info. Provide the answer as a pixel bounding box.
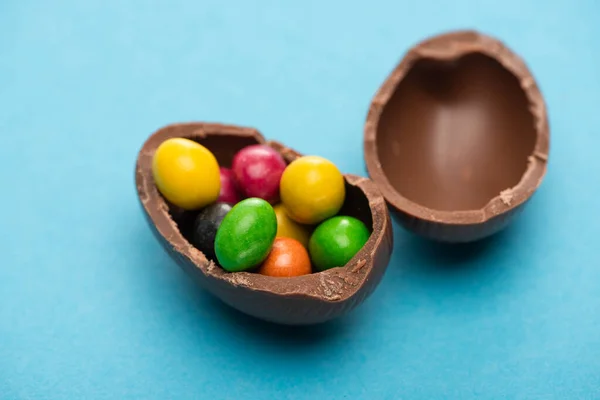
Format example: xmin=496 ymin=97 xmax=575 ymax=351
xmin=217 ymin=167 xmax=241 ymax=204
xmin=231 ymin=145 xmax=287 ymax=204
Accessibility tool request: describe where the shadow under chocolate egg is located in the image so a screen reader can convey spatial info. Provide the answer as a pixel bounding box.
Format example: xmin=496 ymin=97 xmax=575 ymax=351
xmin=376 ymin=53 xmax=537 ymax=212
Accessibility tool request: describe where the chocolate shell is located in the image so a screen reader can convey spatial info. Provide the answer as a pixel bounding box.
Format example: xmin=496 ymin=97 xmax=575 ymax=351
xmin=364 ymin=30 xmax=549 ymax=242
xmin=136 ymin=123 xmax=393 ymax=325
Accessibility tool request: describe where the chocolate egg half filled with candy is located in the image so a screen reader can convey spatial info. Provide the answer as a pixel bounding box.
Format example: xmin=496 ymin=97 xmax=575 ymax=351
xmin=135 ymin=123 xmax=393 ymax=325
xmin=364 ymin=30 xmax=549 ymax=242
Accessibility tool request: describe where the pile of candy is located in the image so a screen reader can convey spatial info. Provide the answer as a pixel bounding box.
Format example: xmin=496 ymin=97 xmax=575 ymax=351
xmin=152 ymin=138 xmax=370 ymax=277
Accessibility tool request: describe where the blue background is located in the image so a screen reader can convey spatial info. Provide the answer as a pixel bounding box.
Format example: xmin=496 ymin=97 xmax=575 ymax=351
xmin=2 ymin=1 xmax=599 ymax=399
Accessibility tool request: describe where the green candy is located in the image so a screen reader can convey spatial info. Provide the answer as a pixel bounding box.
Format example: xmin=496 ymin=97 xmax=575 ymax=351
xmin=214 ymin=198 xmax=277 ymax=272
xmin=309 ymin=216 xmax=370 ymax=272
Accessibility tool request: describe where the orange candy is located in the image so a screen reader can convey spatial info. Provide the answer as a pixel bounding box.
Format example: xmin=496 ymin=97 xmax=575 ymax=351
xmin=257 ymin=238 xmax=312 ymax=277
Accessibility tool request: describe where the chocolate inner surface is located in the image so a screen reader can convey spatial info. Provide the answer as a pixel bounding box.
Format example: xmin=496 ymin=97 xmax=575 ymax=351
xmin=168 ymin=134 xmax=373 ymax=267
xmin=376 ymin=53 xmax=537 ymax=211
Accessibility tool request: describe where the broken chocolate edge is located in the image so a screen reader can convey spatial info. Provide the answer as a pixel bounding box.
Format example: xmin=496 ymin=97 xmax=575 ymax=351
xmin=363 ymin=29 xmax=549 ymax=227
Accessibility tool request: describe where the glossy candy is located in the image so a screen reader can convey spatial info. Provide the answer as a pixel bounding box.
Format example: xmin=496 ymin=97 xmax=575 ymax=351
xmin=232 ymin=145 xmax=287 ymax=204
xmin=257 ymin=238 xmax=312 ymax=277
xmin=309 ymin=216 xmax=370 ymax=272
xmin=214 ymin=198 xmax=277 ymax=272
xmin=280 ymin=155 xmax=345 ymax=224
xmin=217 ymin=167 xmax=241 ymax=204
xmin=191 ymin=202 xmax=232 ymax=260
xmin=273 ymin=204 xmax=311 ymax=248
xmin=152 ymin=138 xmax=220 ymax=210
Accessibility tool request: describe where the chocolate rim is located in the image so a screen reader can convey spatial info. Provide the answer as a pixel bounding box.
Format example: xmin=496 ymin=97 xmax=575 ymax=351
xmin=364 ymin=30 xmax=549 ymax=225
xmin=136 ymin=122 xmax=391 ymax=302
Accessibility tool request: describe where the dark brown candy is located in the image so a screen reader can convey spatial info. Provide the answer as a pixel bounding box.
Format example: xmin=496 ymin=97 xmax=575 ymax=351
xmin=135 ymin=123 xmax=393 ymax=325
xmin=191 ymin=202 xmax=232 ymax=262
xmin=364 ymin=30 xmax=549 ymax=242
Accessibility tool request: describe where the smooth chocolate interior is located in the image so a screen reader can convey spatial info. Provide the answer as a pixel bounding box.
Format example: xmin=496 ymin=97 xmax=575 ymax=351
xmin=376 ymin=53 xmax=537 ymax=211
xmin=167 ymin=135 xmax=373 ymax=266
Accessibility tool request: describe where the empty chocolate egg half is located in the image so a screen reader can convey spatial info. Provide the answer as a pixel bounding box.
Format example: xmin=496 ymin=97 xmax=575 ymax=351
xmin=136 ymin=123 xmax=393 ymax=325
xmin=364 ymin=30 xmax=549 ymax=242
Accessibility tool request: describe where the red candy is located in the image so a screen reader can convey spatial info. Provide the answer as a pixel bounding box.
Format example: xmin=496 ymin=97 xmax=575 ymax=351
xmin=217 ymin=167 xmax=241 ymax=204
xmin=232 ymin=145 xmax=287 ymax=204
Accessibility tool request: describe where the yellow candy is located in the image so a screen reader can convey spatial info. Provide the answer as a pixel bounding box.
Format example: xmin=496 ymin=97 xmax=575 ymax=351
xmin=280 ymin=155 xmax=345 ymax=225
xmin=152 ymin=138 xmax=221 ymax=210
xmin=273 ymin=204 xmax=311 ymax=248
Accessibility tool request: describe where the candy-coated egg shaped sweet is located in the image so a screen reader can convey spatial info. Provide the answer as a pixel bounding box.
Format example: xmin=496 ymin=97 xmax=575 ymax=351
xmin=191 ymin=202 xmax=232 ymax=261
xmin=217 ymin=167 xmax=241 ymax=204
xmin=280 ymin=155 xmax=345 ymax=225
xmin=214 ymin=198 xmax=277 ymax=272
xmin=273 ymin=204 xmax=311 ymax=248
xmin=136 ymin=123 xmax=393 ymax=325
xmin=232 ymin=144 xmax=287 ymax=204
xmin=152 ymin=138 xmax=221 ymax=210
xmin=257 ymin=237 xmax=312 ymax=277
xmin=309 ymin=216 xmax=370 ymax=272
